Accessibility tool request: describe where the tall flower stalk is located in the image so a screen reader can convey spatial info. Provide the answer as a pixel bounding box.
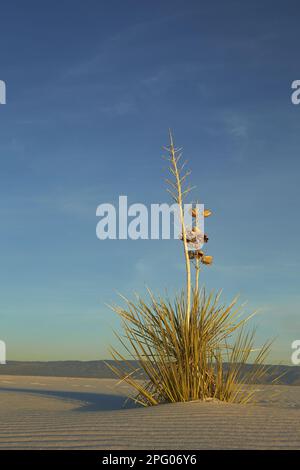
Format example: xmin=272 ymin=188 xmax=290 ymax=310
xmin=194 ymin=208 xmax=201 ymax=294
xmin=165 ymin=130 xmax=192 ymax=320
xmin=165 ymin=131 xmax=212 ymax=321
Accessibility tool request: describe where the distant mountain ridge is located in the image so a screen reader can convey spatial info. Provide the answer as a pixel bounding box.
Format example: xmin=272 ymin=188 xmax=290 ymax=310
xmin=0 ymin=361 xmax=299 ymax=385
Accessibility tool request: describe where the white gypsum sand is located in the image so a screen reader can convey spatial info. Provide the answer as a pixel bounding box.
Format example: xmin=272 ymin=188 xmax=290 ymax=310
xmin=0 ymin=375 xmax=299 ymax=450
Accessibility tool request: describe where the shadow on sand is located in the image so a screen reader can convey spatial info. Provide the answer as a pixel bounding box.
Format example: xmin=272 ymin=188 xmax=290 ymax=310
xmin=0 ymin=387 xmax=138 ymax=412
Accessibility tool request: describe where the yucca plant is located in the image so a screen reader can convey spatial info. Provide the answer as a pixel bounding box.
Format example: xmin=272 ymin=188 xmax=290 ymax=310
xmin=108 ymin=131 xmax=272 ymax=406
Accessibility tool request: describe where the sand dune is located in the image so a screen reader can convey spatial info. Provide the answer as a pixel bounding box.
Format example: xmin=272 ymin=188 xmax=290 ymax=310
xmin=0 ymin=375 xmax=299 ymax=449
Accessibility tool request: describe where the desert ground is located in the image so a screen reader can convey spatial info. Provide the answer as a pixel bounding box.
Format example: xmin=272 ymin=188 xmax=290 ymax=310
xmin=0 ymin=375 xmax=299 ymax=449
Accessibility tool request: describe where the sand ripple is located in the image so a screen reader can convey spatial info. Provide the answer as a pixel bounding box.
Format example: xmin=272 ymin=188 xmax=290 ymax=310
xmin=0 ymin=375 xmax=299 ymax=449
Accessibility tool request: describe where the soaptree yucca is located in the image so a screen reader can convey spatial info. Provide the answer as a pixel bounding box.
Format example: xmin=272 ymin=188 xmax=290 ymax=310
xmin=108 ymin=131 xmax=272 ymax=406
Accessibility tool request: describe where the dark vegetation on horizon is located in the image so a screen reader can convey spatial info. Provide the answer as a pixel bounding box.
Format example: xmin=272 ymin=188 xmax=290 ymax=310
xmin=0 ymin=361 xmax=299 ymax=385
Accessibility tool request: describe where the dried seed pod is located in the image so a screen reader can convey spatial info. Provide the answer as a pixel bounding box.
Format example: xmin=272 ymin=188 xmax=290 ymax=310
xmin=195 ymin=250 xmax=204 ymax=259
xmin=203 ymin=209 xmax=212 ymax=217
xmin=202 ymin=255 xmax=213 ymax=265
xmin=189 ymin=208 xmax=198 ymax=218
xmin=188 ymin=250 xmax=204 ymax=260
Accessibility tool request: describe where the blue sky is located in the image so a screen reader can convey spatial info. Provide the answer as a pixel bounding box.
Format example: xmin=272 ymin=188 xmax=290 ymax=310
xmin=0 ymin=0 xmax=299 ymax=363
